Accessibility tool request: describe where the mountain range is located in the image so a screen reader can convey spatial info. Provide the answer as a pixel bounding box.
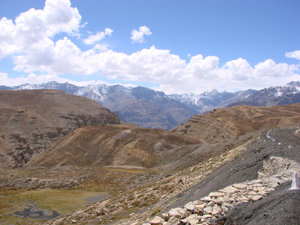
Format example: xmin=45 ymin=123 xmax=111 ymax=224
xmin=1 ymin=81 xmax=299 ymax=129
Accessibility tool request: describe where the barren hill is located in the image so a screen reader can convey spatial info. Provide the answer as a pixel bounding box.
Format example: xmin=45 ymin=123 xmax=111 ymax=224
xmin=173 ymin=103 xmax=300 ymax=143
xmin=0 ymin=89 xmax=120 ymax=168
xmin=28 ymin=124 xmax=200 ymax=169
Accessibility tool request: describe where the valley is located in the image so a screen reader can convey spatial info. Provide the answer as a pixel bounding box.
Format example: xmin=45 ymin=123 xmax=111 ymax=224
xmin=0 ymin=89 xmax=299 ymax=225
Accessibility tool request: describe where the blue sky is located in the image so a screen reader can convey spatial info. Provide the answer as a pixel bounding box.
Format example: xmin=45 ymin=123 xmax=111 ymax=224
xmin=0 ymin=0 xmax=299 ymax=93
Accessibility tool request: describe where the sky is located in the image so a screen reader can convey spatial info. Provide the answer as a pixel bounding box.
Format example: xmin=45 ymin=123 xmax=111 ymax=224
xmin=0 ymin=0 xmax=299 ymax=94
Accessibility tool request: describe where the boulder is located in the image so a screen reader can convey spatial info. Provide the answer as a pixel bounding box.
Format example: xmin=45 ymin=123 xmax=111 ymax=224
xmin=149 ymin=216 xmax=164 ymax=225
xmin=184 ymin=202 xmax=195 ymax=212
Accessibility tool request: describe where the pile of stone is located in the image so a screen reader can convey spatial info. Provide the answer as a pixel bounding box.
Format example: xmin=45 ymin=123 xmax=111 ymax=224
xmin=143 ymin=156 xmax=300 ymax=225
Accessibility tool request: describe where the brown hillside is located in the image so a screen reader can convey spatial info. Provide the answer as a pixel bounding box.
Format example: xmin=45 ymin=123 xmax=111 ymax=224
xmin=28 ymin=124 xmax=200 ymax=168
xmin=0 ymin=89 xmax=120 ymax=168
xmin=173 ymin=103 xmax=300 ymax=143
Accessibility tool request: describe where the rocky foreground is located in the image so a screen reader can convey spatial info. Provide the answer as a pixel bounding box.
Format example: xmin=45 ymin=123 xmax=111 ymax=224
xmin=143 ymin=156 xmax=300 ymax=225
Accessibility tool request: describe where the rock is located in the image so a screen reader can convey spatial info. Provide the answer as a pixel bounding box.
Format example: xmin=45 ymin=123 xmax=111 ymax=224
xmin=181 ymin=214 xmax=200 ymax=225
xmin=194 ymin=204 xmax=206 ymax=214
xmin=253 ymin=186 xmax=266 ymax=192
xmin=162 ymin=222 xmax=171 ymax=225
xmin=168 ymin=208 xmax=188 ymax=218
xmin=227 ymin=197 xmax=235 ymax=203
xmin=168 ymin=216 xmax=180 ymax=224
xmin=209 ymin=192 xmax=224 ymax=198
xmin=221 ymin=205 xmax=229 ymax=213
xmin=184 ymin=202 xmax=195 ymax=212
xmin=168 ymin=208 xmax=181 ymax=218
xmin=207 ymin=201 xmax=215 ymax=207
xmin=220 ymin=186 xmax=237 ymax=194
xmin=200 ymin=196 xmax=212 ymax=202
xmin=222 ymin=202 xmax=233 ymax=209
xmin=161 ymin=213 xmax=170 ymax=221
xmin=212 ymin=205 xmax=222 ymax=216
xmin=236 ymin=196 xmax=250 ymax=202
xmin=213 ymin=197 xmax=225 ymax=205
xmin=71 ymin=219 xmax=77 ymax=224
xmin=247 ymin=191 xmax=258 ymax=195
xmin=203 ymin=206 xmax=213 ymax=214
xmin=180 ymin=217 xmax=189 ymax=224
xmin=149 ymin=216 xmax=164 ymax=225
xmin=233 ymin=183 xmax=247 ymax=189
xmin=193 ymin=200 xmax=200 ymax=205
xmin=251 ymin=195 xmax=263 ymax=201
xmin=201 ymin=214 xmax=212 ymax=221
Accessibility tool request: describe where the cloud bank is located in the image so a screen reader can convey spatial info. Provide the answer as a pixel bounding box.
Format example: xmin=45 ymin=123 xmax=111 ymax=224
xmin=0 ymin=0 xmax=299 ymax=94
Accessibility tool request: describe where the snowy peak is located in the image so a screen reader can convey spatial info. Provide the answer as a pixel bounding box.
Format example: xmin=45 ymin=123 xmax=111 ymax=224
xmin=169 ymin=89 xmax=256 ymax=112
xmin=228 ymin=82 xmax=300 ymax=107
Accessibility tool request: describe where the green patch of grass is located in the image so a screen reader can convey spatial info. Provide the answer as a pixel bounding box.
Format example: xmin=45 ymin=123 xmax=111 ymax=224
xmin=104 ymin=167 xmax=146 ymax=174
xmin=0 ymin=188 xmax=108 ymax=224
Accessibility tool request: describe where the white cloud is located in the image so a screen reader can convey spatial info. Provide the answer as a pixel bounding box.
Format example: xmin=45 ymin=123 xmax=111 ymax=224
xmin=285 ymin=50 xmax=300 ymax=61
xmin=0 ymin=0 xmax=81 ymax=60
xmin=10 ymin=43 xmax=300 ymax=93
xmin=0 ymin=1 xmax=299 ymax=94
xmin=0 ymin=18 xmax=18 ymax=58
xmin=83 ymin=28 xmax=113 ymax=45
xmin=43 ymin=0 xmax=81 ymax=36
xmin=131 ymin=26 xmax=152 ymax=43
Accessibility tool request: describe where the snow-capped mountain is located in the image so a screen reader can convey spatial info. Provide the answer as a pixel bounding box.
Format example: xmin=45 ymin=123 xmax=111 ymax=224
xmin=1 ymin=81 xmax=299 ymax=129
xmin=169 ymin=89 xmax=256 ymax=112
xmin=227 ymin=81 xmax=300 ymax=107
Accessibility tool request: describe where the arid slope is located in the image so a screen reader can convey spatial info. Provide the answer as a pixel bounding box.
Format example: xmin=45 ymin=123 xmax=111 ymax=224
xmin=173 ymin=103 xmax=300 ymax=143
xmin=28 ymin=124 xmax=200 ymax=168
xmin=0 ymin=89 xmax=120 ymax=168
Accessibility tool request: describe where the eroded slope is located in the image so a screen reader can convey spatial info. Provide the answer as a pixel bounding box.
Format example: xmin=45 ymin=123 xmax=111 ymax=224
xmin=0 ymin=89 xmax=120 ymax=168
xmin=28 ymin=124 xmax=200 ymax=168
xmin=173 ymin=103 xmax=300 ymax=143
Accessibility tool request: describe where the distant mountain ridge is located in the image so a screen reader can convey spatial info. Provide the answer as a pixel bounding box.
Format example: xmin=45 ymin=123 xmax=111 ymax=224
xmin=1 ymin=81 xmax=299 ymax=129
xmin=227 ymin=81 xmax=300 ymax=107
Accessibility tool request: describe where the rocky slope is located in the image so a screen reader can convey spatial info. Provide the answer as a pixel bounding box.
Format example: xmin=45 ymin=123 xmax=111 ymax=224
xmin=173 ymin=103 xmax=300 ymax=143
xmin=0 ymin=89 xmax=120 ymax=168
